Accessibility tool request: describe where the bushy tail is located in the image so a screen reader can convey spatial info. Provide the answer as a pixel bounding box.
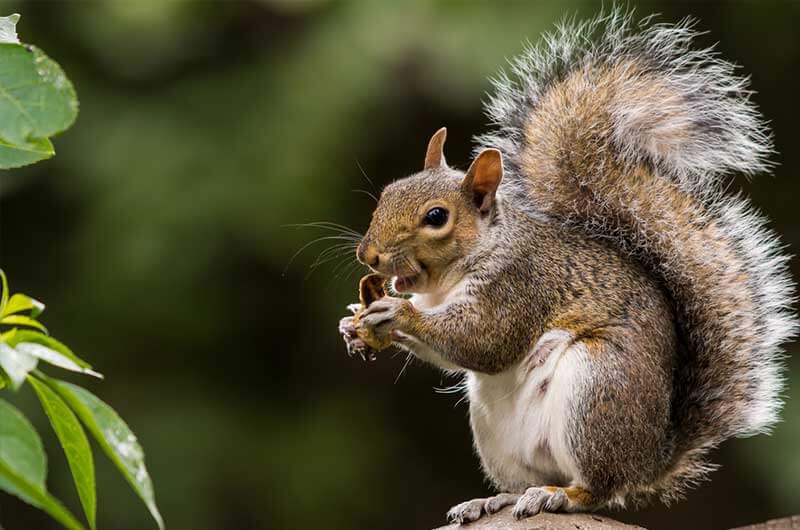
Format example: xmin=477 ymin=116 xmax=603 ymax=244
xmin=477 ymin=10 xmax=797 ymax=497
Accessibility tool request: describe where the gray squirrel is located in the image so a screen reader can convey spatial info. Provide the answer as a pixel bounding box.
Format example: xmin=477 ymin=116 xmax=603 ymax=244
xmin=338 ymin=10 xmax=797 ymax=523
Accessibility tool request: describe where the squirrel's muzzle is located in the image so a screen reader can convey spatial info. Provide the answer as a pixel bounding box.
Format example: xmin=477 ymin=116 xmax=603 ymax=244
xmin=357 ymin=240 xmax=380 ymax=268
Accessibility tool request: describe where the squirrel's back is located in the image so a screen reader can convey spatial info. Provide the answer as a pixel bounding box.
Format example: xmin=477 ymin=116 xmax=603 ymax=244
xmin=477 ymin=10 xmax=797 ymax=499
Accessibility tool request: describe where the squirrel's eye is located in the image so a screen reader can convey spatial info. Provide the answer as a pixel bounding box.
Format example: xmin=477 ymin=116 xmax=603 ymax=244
xmin=423 ymin=207 xmax=449 ymax=227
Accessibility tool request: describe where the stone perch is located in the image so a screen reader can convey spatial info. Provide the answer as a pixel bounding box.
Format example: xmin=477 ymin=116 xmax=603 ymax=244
xmin=434 ymin=510 xmax=642 ymax=530
xmin=433 ymin=510 xmax=800 ymax=530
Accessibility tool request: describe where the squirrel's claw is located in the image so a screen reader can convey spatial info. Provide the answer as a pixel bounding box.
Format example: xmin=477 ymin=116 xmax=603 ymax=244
xmin=358 ymin=297 xmax=410 ymax=327
xmin=339 ymin=315 xmax=357 ymax=339
xmin=446 ymin=498 xmax=486 ymax=525
xmin=484 ymin=493 xmax=521 ymax=515
xmin=511 ymin=487 xmax=567 ymax=519
xmin=339 ymin=314 xmax=377 ymax=361
xmin=446 ymin=492 xmax=532 ymax=524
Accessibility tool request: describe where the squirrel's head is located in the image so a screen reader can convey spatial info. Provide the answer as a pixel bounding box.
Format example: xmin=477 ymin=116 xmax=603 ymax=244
xmin=358 ymin=128 xmax=503 ymax=294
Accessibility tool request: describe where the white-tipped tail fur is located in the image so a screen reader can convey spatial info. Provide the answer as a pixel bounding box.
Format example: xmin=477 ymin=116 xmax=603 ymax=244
xmin=477 ymin=9 xmax=797 ymax=499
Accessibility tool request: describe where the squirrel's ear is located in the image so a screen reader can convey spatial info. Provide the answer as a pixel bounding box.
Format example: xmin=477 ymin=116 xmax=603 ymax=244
xmin=463 ymin=149 xmax=503 ymax=214
xmin=424 ymin=127 xmax=448 ymax=169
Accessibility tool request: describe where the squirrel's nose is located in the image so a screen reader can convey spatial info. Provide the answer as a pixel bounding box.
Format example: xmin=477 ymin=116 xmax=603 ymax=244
xmin=357 ymin=242 xmax=380 ymax=268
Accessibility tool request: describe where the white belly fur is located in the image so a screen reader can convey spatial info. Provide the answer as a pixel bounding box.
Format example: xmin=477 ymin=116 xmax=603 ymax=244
xmin=467 ymin=330 xmax=587 ymax=492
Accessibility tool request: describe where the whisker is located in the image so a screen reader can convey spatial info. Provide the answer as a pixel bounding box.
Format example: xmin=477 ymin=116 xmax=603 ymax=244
xmin=333 ymin=257 xmax=363 ymax=282
xmin=344 ymin=260 xmax=365 ymax=282
xmin=394 ymin=353 xmax=414 ymax=384
xmin=284 ymin=221 xmax=363 ymax=239
xmin=401 ymin=254 xmax=421 ymax=275
xmin=318 ymin=256 xmax=355 ymax=291
xmin=288 ymin=220 xmax=360 ymax=232
xmin=331 ymin=254 xmax=357 ymax=277
xmin=284 ymin=235 xmax=360 ymax=275
xmin=310 ymin=242 xmax=358 ymax=267
xmin=308 ymin=258 xmax=355 ymax=281
xmin=434 ymin=378 xmax=468 ymax=395
xmin=309 ymin=250 xmax=355 ymax=272
xmin=319 ymin=255 xmax=359 ymax=293
xmin=454 ymin=393 xmax=469 ymax=408
xmin=405 ymin=255 xmax=416 ymax=274
xmin=352 ymin=188 xmax=378 ymax=202
xmin=355 ymin=159 xmax=377 ymax=193
xmin=306 ymin=248 xmax=358 ymax=280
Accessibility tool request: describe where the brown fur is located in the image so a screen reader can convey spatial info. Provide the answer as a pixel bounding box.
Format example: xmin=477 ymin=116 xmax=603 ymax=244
xmin=343 ymin=11 xmax=796 ymax=518
xmin=519 ymin=61 xmax=765 ymax=488
xmin=357 ymin=160 xmax=681 ymax=500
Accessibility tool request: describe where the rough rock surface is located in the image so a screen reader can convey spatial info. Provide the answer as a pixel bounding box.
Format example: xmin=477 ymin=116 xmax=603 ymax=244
xmin=433 ymin=509 xmax=645 ymax=530
xmin=434 ymin=510 xmax=800 ymax=530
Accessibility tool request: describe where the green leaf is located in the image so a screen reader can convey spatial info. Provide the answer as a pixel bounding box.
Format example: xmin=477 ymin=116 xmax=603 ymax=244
xmin=0 ymin=14 xmax=19 ymax=44
xmin=0 ymin=14 xmax=77 ymax=169
xmin=0 ymin=342 xmax=37 ymax=390
xmin=0 ymin=399 xmax=85 ymax=530
xmin=0 ymin=314 xmax=47 ymax=333
xmin=0 ymin=364 xmax=10 ymax=389
xmin=0 ymin=397 xmax=45 ymax=498
xmin=0 ymin=135 xmax=53 ymax=168
xmin=0 ymin=327 xmax=17 ymax=343
xmin=16 ymin=342 xmax=102 ymax=379
xmin=47 ymin=379 xmax=164 ymax=530
xmin=0 ymin=43 xmax=78 ymax=146
xmin=0 ymin=270 xmax=7 ymax=315
xmin=0 ymin=459 xmax=85 ymax=530
xmin=8 ymin=330 xmax=94 ymax=371
xmin=2 ymin=293 xmax=45 ymax=318
xmin=29 ymin=377 xmax=96 ymax=530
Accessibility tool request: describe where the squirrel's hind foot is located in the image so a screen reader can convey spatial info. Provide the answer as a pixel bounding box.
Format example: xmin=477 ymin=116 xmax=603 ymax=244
xmin=511 ymin=487 xmax=565 ymax=519
xmin=446 ymin=498 xmax=486 ymax=524
xmin=445 ymin=492 xmax=525 ymax=524
xmin=511 ymin=486 xmax=593 ymax=519
xmin=445 ymin=487 xmax=594 ymax=523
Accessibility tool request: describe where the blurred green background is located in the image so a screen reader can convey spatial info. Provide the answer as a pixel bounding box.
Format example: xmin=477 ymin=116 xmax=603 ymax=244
xmin=0 ymin=1 xmax=798 ymax=529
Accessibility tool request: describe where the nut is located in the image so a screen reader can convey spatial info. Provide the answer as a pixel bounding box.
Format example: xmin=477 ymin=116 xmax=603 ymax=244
xmin=353 ymin=274 xmax=393 ymax=351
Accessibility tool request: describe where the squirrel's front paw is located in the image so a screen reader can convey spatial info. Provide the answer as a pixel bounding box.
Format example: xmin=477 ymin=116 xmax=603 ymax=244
xmin=339 ymin=314 xmax=375 ymax=361
xmin=356 ymin=297 xmax=413 ymax=344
